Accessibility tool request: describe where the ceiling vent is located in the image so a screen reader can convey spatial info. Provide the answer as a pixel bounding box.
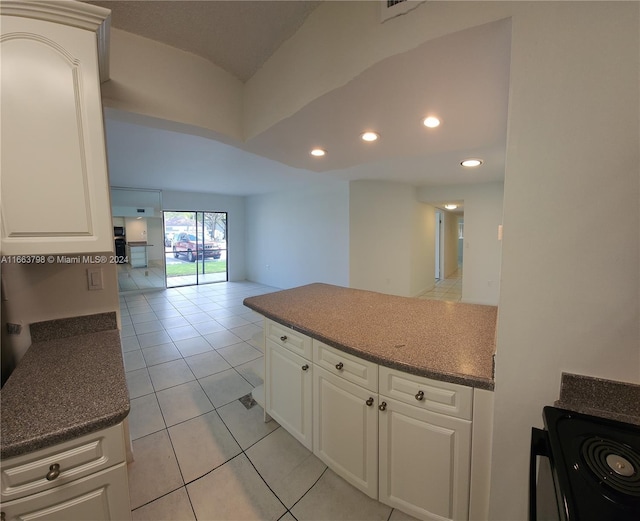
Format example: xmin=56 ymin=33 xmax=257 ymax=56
xmin=380 ymin=0 xmax=425 ymax=23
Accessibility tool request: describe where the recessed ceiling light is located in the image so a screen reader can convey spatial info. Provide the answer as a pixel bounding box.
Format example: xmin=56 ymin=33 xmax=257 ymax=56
xmin=310 ymin=148 xmax=326 ymax=157
xmin=361 ymin=131 xmax=379 ymax=142
xmin=461 ymin=158 xmax=483 ymax=167
xmin=444 ymin=204 xmax=458 ymax=210
xmin=423 ymin=116 xmax=440 ymax=128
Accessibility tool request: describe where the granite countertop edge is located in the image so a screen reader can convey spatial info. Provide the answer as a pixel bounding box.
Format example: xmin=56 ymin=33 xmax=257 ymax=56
xmin=554 ymin=372 xmax=640 ymax=426
xmin=1 ymin=327 xmax=130 ymax=460
xmin=2 ymin=408 xmax=130 ymax=460
xmin=244 ymin=296 xmax=495 ymax=392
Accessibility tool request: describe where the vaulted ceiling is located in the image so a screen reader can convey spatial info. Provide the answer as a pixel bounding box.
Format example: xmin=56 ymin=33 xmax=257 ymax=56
xmin=89 ymin=1 xmax=511 ymax=200
xmin=89 ymin=1 xmax=321 ymax=82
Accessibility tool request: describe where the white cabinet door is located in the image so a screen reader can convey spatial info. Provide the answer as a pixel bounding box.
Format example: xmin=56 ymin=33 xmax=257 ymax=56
xmin=265 ymin=339 xmax=313 ymax=450
xmin=378 ymin=397 xmax=472 ymax=521
xmin=313 ymin=366 xmax=378 ymax=499
xmin=0 ymin=13 xmax=113 ymax=255
xmin=1 ymin=462 xmax=131 ymax=521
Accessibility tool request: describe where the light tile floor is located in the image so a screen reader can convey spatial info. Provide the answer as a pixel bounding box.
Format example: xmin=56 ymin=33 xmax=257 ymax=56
xmin=118 ymin=259 xmax=227 ymax=292
xmin=120 ymin=281 xmax=430 ymax=520
xmin=118 ymin=261 xmax=166 ymax=292
xmin=416 ymin=268 xmax=463 ymax=302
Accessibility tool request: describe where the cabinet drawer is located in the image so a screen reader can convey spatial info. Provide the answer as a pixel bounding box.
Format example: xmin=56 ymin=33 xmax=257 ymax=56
xmin=379 ymin=367 xmax=473 ymax=420
xmin=1 ymin=423 xmax=126 ymax=502
xmin=1 ymin=462 xmax=131 ymax=521
xmin=265 ymin=319 xmax=312 ymax=360
xmin=313 ymin=340 xmax=378 ymax=392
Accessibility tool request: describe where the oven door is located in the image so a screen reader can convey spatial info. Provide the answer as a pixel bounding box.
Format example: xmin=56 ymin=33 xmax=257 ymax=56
xmin=530 ymin=427 xmax=563 ymax=521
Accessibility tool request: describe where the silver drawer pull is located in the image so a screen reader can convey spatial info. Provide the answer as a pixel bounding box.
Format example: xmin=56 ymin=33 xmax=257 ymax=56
xmin=415 ymin=390 xmax=425 ymax=401
xmin=335 ymin=362 xmax=344 ymax=370
xmin=280 ymin=335 xmax=288 ymax=342
xmin=46 ymin=463 xmax=61 ymax=481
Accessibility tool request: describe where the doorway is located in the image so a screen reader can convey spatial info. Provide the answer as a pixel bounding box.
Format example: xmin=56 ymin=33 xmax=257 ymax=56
xmin=435 ymin=210 xmax=443 ymax=280
xmin=163 ymin=211 xmax=227 ymax=287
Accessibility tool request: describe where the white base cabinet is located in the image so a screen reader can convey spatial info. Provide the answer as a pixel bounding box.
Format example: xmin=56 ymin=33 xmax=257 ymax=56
xmin=265 ymin=339 xmax=313 ymax=450
xmin=313 ymin=365 xmax=378 ymax=498
xmin=262 ymin=318 xmax=491 ymax=521
xmin=378 ymin=398 xmax=471 ymax=521
xmin=1 ymin=463 xmax=130 ymax=521
xmin=0 ymin=422 xmax=131 ymax=521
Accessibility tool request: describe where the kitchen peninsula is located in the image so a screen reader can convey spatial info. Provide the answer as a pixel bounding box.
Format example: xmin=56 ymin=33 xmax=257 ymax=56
xmin=243 ymin=282 xmax=498 ymax=390
xmin=244 ymin=283 xmax=498 ymax=521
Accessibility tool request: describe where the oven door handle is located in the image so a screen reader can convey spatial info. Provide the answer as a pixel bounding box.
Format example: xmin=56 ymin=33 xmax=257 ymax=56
xmin=530 ymin=427 xmax=551 ymax=521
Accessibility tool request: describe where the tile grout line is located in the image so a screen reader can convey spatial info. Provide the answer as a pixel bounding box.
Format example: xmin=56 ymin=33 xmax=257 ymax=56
xmin=125 ymin=282 xmax=284 ymax=518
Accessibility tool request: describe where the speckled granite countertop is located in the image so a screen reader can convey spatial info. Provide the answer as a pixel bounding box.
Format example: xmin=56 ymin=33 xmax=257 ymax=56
xmin=555 ymin=373 xmax=640 ymax=426
xmin=1 ymin=313 xmax=130 ymax=459
xmin=243 ymin=283 xmax=498 ymax=391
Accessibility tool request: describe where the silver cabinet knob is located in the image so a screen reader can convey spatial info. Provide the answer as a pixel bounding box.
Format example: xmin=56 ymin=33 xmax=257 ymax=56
xmin=335 ymin=362 xmax=344 ymax=370
xmin=280 ymin=335 xmax=288 ymax=342
xmin=378 ymin=401 xmax=387 ymax=411
xmin=46 ymin=463 xmax=61 ymax=481
xmin=301 ymin=364 xmax=309 ymax=371
xmin=415 ymin=390 xmax=424 ymax=401
xmin=366 ymin=397 xmax=374 ymax=407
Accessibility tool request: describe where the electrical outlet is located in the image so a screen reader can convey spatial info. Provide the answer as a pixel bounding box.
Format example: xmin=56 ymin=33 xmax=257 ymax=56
xmin=6 ymin=323 xmax=22 ymax=335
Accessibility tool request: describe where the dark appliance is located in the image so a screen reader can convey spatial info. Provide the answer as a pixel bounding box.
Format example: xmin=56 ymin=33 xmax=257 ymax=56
xmin=530 ymin=406 xmax=640 ymax=521
xmin=114 ymin=226 xmax=125 ymax=237
xmin=114 ymin=238 xmax=126 ymax=262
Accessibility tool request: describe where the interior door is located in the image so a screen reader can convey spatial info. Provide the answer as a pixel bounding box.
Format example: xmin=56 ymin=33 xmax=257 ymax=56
xmin=435 ymin=210 xmax=442 ymax=280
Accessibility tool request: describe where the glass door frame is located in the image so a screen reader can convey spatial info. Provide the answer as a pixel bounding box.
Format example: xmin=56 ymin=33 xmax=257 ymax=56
xmin=163 ymin=210 xmax=228 ymax=288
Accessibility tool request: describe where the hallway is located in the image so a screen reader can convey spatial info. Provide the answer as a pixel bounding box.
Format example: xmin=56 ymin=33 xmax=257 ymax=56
xmin=416 ymin=268 xmax=463 ymax=302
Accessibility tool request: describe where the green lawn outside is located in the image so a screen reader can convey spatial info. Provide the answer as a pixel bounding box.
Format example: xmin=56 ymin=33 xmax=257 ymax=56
xmin=165 ymin=260 xmax=227 ymax=277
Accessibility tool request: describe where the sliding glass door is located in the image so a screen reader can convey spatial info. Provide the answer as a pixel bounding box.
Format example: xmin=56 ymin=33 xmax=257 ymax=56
xmin=163 ymin=211 xmax=227 ymax=287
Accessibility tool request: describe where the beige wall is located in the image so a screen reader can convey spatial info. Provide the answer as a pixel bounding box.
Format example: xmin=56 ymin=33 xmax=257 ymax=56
xmin=124 ymin=217 xmax=147 ymax=243
xmin=102 ymin=28 xmax=243 ymax=141
xmin=1 ymin=258 xmax=120 ymax=364
xmin=490 ymin=2 xmax=639 ymax=519
xmin=350 ymin=180 xmax=433 ymax=297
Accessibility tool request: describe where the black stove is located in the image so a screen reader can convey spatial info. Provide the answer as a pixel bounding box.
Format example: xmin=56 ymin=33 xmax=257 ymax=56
xmin=530 ymin=406 xmax=640 ymax=521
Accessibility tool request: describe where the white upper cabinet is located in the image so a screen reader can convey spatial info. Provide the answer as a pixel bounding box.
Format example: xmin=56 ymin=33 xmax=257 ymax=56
xmin=0 ymin=1 xmax=113 ymax=255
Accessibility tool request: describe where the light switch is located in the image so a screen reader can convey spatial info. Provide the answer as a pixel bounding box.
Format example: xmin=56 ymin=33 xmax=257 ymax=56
xmin=87 ymin=268 xmax=103 ymax=290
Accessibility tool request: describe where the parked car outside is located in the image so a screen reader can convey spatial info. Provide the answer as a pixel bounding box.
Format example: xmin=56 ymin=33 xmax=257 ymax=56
xmin=172 ymin=233 xmax=221 ymax=262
